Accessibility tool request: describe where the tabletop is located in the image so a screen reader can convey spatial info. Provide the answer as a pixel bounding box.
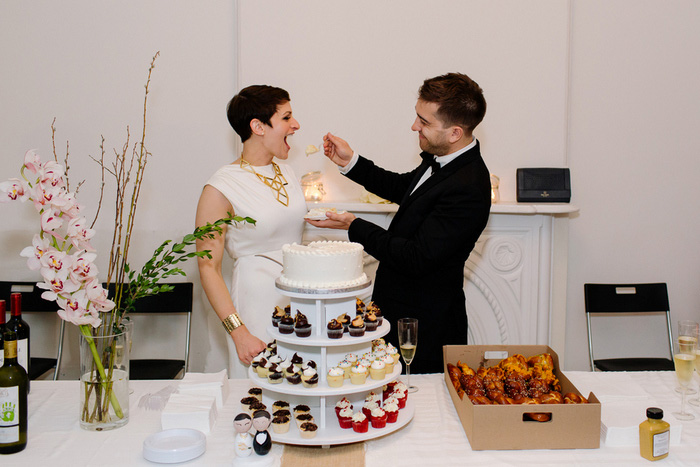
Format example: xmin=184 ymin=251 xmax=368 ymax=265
xmin=4 ymin=371 xmax=700 ymax=466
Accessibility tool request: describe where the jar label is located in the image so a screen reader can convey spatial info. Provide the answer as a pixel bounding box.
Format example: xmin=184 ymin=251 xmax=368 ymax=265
xmin=652 ymin=430 xmax=670 ymax=457
xmin=0 ymin=386 xmax=20 ymax=443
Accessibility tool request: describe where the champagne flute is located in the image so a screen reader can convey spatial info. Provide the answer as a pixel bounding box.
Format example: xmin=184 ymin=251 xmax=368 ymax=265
xmin=397 ymin=318 xmax=418 ymax=394
xmin=672 ymin=335 xmax=696 ymax=420
xmin=676 ymin=321 xmax=699 ymax=395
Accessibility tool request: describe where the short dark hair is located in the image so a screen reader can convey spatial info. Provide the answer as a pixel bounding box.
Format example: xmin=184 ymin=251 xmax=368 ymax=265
xmin=418 ymin=73 xmax=486 ymax=135
xmin=226 ymin=85 xmax=291 ymax=142
xmin=234 ymin=413 xmax=252 ymax=422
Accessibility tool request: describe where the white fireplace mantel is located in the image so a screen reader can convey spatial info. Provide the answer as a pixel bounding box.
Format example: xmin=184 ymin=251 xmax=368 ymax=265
xmin=303 ymin=201 xmax=579 ymax=363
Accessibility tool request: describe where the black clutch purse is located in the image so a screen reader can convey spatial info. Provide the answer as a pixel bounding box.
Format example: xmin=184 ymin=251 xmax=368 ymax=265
xmin=516 ymin=168 xmax=571 ymax=203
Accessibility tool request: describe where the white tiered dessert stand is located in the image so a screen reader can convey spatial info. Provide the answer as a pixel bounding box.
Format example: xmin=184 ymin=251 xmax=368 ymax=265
xmin=248 ymin=279 xmax=414 ymax=446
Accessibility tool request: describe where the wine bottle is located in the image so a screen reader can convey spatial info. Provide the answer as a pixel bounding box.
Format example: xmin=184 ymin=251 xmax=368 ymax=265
xmin=5 ymin=294 xmax=29 ymax=392
xmin=0 ymin=329 xmax=28 ymax=454
xmin=0 ymin=300 xmax=5 ymax=368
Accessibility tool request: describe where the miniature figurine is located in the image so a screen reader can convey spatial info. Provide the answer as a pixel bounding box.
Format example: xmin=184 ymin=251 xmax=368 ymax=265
xmin=233 ymin=413 xmax=253 ymax=457
xmin=252 ymin=410 xmax=272 ymax=456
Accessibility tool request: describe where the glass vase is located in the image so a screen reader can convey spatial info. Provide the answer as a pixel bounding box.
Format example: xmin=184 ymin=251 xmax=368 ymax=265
xmin=79 ymin=325 xmax=130 ymax=431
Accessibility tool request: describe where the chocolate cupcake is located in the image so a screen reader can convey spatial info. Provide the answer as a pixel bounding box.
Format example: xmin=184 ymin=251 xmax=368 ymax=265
xmin=286 ymin=371 xmax=302 ymax=385
xmin=364 ymin=311 xmax=379 ymax=332
xmin=337 ymin=313 xmax=351 ymax=333
xmin=268 ymin=369 xmax=284 ymax=384
xmin=278 ymin=315 xmax=294 ymax=334
xmin=367 ymin=301 xmax=383 ymax=326
xmin=271 ymin=306 xmax=286 ymax=327
xmin=294 ymin=312 xmax=312 ymax=338
xmin=247 ymin=387 xmax=263 ymax=401
xmin=356 ymin=297 xmax=366 ymax=315
xmin=327 ymin=319 xmax=343 ymax=339
xmin=349 ymin=315 xmax=366 ymax=337
xmin=291 ymin=352 xmax=304 ymax=369
xmin=299 ymin=422 xmax=318 ymax=439
xmin=272 ymin=415 xmax=290 ymax=434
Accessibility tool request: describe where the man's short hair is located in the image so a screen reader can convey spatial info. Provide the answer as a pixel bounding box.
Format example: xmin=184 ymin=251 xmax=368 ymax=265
xmin=418 ymin=73 xmax=486 ymax=135
xmin=227 ymin=85 xmax=290 ymax=142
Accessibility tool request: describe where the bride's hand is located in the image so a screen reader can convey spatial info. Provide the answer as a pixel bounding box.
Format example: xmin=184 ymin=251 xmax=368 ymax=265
xmin=231 ymin=326 xmax=267 ymax=365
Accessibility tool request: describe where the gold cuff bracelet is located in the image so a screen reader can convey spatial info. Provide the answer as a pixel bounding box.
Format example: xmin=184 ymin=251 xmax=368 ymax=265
xmin=222 ymin=313 xmax=244 ymax=333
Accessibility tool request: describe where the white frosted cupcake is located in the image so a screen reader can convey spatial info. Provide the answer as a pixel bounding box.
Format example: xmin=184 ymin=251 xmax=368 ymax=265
xmin=364 ymin=391 xmax=381 ymax=404
xmin=302 ymin=368 xmax=319 ymax=388
xmin=338 ymin=359 xmax=353 ymax=379
xmin=345 ymin=353 xmax=358 ymax=364
xmin=386 ymin=344 xmax=400 ymax=363
xmin=350 ymin=364 xmax=368 ymax=385
xmin=381 ymin=354 xmax=395 ymax=374
xmin=369 ymin=360 xmax=386 ymax=380
xmin=327 ymin=367 xmax=344 ymax=388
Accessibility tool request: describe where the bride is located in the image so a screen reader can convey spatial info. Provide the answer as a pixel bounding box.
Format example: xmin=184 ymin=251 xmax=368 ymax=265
xmin=195 ymin=85 xmax=306 ymax=378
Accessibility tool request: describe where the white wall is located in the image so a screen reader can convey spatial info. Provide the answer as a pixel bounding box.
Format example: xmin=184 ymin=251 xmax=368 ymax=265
xmin=1 ymin=0 xmax=698 ymax=373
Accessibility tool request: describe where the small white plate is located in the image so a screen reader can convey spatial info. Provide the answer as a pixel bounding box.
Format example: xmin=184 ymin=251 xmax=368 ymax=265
xmin=304 ymin=215 xmax=329 ymax=221
xmin=143 ymin=428 xmax=206 ymax=464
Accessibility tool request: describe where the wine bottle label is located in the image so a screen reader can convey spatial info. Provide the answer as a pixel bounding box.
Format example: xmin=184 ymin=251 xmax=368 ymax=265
xmin=16 ymin=339 xmax=27 ymax=372
xmin=0 ymin=386 xmax=20 ymax=443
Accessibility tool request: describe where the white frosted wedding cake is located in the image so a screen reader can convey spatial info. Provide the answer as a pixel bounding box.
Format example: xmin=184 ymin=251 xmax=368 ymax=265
xmin=280 ymin=241 xmax=367 ymax=289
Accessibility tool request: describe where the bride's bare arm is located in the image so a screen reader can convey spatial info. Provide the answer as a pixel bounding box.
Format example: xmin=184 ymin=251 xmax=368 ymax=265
xmin=195 ymin=185 xmax=266 ymax=364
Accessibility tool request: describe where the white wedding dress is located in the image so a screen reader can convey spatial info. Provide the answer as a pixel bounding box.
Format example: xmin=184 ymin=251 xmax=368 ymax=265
xmin=206 ymin=161 xmax=306 ymax=378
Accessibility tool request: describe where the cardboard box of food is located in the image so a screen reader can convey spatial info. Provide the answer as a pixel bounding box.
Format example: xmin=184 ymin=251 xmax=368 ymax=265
xmin=443 ymin=345 xmax=601 ymax=450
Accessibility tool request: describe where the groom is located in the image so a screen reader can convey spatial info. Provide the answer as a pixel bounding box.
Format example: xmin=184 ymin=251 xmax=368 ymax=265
xmin=307 ymin=72 xmax=491 ymax=374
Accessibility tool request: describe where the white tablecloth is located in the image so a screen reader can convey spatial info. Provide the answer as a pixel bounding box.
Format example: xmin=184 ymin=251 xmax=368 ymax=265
xmin=5 ymin=372 xmax=700 ymax=466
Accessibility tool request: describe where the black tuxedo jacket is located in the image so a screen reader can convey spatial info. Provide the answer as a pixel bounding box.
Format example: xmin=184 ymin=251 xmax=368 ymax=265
xmin=346 ymin=142 xmax=491 ymax=373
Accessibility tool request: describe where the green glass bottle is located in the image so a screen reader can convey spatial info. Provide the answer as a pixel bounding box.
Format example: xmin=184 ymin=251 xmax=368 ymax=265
xmin=0 ymin=329 xmax=28 ymax=454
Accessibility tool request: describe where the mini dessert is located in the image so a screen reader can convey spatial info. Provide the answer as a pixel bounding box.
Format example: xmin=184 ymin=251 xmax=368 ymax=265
xmin=271 ymin=306 xmax=286 ymax=327
xmin=365 ymin=392 xmax=381 ymax=404
xmin=349 ymin=315 xmax=366 ymax=337
xmin=386 ymin=344 xmax=400 ymax=363
xmin=295 ymin=413 xmax=314 ymax=427
xmin=272 ymin=414 xmax=290 ymax=434
xmin=344 ymin=353 xmax=358 ymax=364
xmin=369 ymin=360 xmax=386 ymax=380
xmin=367 ymin=301 xmax=382 ymax=326
xmin=248 ymin=400 xmax=267 ymax=415
xmin=358 ymin=357 xmax=372 ymax=368
xmin=384 ymin=400 xmax=399 ymax=423
xmin=291 ymin=352 xmax=304 ymax=369
xmin=383 ymin=381 xmax=398 ymax=400
xmin=255 ymin=358 xmax=268 ymax=378
xmin=268 ymin=369 xmax=284 ymax=384
xmin=350 ymin=364 xmax=368 ymax=385
xmin=266 ymin=340 xmax=277 ymax=354
xmin=273 ymin=400 xmax=290 ymax=412
xmin=370 ymin=407 xmax=387 ymax=429
xmin=356 ymin=297 xmax=366 ymax=314
xmin=294 ymin=311 xmax=312 ymax=337
xmin=302 ymin=368 xmax=319 ymax=388
xmin=247 ymin=387 xmax=262 ymax=402
xmin=327 ymin=367 xmax=344 ymax=388
xmin=327 ymin=319 xmax=343 ymax=339
xmin=335 ymin=397 xmax=353 ymax=416
xmin=305 ymin=144 xmax=319 ymax=156
xmin=268 ymin=354 xmax=282 ymax=365
xmin=293 ymin=404 xmax=311 ymax=416
xmin=338 ymin=407 xmax=353 ymax=429
xmin=299 ymin=422 xmax=318 ymax=439
xmin=240 ymin=396 xmax=258 ymax=412
xmin=251 ymin=352 xmax=264 ymax=370
xmin=372 ymin=338 xmax=386 ymax=350
xmin=352 ymin=412 xmax=368 ymax=433
xmin=364 ymin=311 xmax=379 ymax=332
xmin=337 ymin=313 xmax=351 ymax=333
xmin=285 ymin=370 xmax=302 ymax=385
xmin=362 ymin=400 xmax=379 ymax=418
xmin=338 ymin=359 xmax=353 ymax=379
xmin=381 ymin=354 xmax=395 ymax=374
xmin=278 ymin=314 xmax=295 ymax=334
xmin=278 ymin=358 xmax=293 ymax=376
xmin=391 ymin=389 xmax=408 ymax=409
xmin=303 ymin=360 xmax=317 ymax=370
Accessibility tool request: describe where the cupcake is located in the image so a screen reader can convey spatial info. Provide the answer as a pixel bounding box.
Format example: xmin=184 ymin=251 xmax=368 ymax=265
xmin=337 ymin=313 xmax=351 ymax=333
xmin=364 ymin=311 xmax=379 ymax=332
xmin=273 ymin=400 xmax=290 ymax=412
xmin=294 ymin=312 xmax=312 ymax=337
xmin=370 ymin=407 xmax=387 ymax=429
xmin=367 ymin=301 xmax=383 ymax=326
xmin=391 ymin=389 xmax=408 ymax=409
xmin=295 ymin=413 xmax=314 ymax=428
xmin=268 ymin=354 xmax=282 ymax=366
xmin=352 ymin=412 xmax=368 ymax=433
xmin=256 ymin=360 xmax=271 ymax=378
xmin=268 ymin=369 xmax=284 ymax=384
xmin=266 ymin=340 xmax=277 ymax=354
xmin=247 ymin=387 xmax=262 ymax=402
xmin=248 ymin=400 xmax=267 ymax=415
xmin=384 ymin=400 xmax=399 ymax=423
xmin=364 ymin=391 xmax=381 ymax=404
xmin=344 ymin=353 xmax=358 ymax=364
xmin=271 ymin=306 xmax=286 ymax=327
xmin=372 ymin=338 xmax=386 ymax=351
xmin=386 ymin=344 xmax=400 ymax=364
xmin=335 ymin=397 xmax=353 ymax=417
xmin=327 ymin=367 xmax=344 ymax=388
xmin=369 ymin=360 xmax=386 ymax=380
xmin=251 ymin=352 xmax=264 ymax=371
xmin=291 ymin=352 xmax=304 ymax=369
xmin=338 ymin=360 xmax=353 ymax=379
xmin=271 ymin=415 xmax=290 ymax=434
xmin=362 ymin=400 xmax=379 ymax=418
xmin=381 ymin=354 xmax=395 ymax=374
xmin=349 ymin=315 xmax=366 ymax=337
xmin=285 ymin=370 xmax=302 ymax=385
xmin=240 ymin=396 xmax=258 ymax=412
xmin=293 ymin=404 xmax=310 ymax=417
xmin=356 ymin=298 xmax=366 ymax=314
xmin=383 ymin=382 xmax=398 ymax=400
xmin=278 ymin=314 xmax=295 ymax=334
xmin=299 ymin=422 xmax=318 ymax=439
xmin=303 ymin=360 xmax=317 ymax=370
xmin=327 ymin=319 xmax=344 ymax=339
xmin=338 ymin=407 xmax=353 ymax=429
xmin=301 ymin=368 xmax=319 ymax=388
xmin=350 ymin=364 xmax=368 ymax=385
xmin=278 ymin=358 xmax=293 ymax=376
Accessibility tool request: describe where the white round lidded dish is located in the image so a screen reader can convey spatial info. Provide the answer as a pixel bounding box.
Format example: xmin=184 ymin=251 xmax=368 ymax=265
xmin=143 ymin=428 xmax=206 ymax=463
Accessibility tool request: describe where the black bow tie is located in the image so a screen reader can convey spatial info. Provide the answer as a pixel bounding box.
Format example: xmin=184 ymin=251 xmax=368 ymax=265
xmin=421 ymin=153 xmax=440 ymax=174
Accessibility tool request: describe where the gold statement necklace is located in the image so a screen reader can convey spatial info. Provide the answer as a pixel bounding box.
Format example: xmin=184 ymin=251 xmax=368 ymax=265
xmin=240 ymin=158 xmax=289 ymax=206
